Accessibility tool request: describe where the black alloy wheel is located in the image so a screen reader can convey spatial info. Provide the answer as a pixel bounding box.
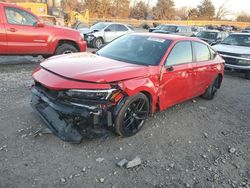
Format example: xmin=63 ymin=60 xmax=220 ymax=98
xmin=115 ymin=93 xmax=150 ymax=137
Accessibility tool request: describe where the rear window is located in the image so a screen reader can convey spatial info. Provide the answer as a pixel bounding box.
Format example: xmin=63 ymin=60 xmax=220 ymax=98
xmin=193 ymin=42 xmax=211 ymax=61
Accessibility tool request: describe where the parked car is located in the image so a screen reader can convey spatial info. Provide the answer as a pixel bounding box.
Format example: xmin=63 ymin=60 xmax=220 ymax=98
xmin=241 ymin=26 xmax=250 ymax=33
xmin=79 ymin=22 xmax=134 ymax=48
xmin=0 ymin=2 xmax=86 ymax=56
xmin=191 ymin=26 xmax=205 ymax=36
xmin=149 ymin=24 xmax=194 ymax=37
xmin=31 ymin=33 xmax=224 ymax=143
xmin=213 ymin=33 xmax=250 ymax=79
xmin=196 ymin=30 xmax=228 ymax=45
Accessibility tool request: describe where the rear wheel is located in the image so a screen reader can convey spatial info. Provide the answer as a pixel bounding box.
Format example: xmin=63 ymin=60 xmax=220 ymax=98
xmin=55 ymin=44 xmax=78 ymax=55
xmin=245 ymin=70 xmax=250 ymax=80
xmin=202 ymin=76 xmax=220 ymax=100
xmin=115 ymin=93 xmax=150 ymax=137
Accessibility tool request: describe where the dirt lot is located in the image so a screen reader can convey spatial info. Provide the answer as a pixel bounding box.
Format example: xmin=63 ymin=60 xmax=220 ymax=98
xmin=0 ymin=61 xmax=249 ymax=188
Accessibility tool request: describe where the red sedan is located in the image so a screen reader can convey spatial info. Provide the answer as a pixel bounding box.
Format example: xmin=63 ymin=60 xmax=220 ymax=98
xmin=31 ymin=33 xmax=224 ymax=143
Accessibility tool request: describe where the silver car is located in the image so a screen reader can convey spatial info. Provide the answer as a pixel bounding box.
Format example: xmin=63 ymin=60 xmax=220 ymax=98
xmin=79 ymin=22 xmax=134 ymax=48
xmin=213 ymin=33 xmax=250 ymax=79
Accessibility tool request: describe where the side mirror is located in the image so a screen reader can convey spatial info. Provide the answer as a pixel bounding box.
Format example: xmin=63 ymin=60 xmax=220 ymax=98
xmin=35 ymin=21 xmax=44 ymax=27
xmin=166 ymin=66 xmax=174 ymax=71
xmin=104 ymin=28 xmax=111 ymax=32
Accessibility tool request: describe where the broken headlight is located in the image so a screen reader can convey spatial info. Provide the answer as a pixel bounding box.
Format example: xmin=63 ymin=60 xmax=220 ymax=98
xmin=65 ymin=89 xmax=117 ymax=101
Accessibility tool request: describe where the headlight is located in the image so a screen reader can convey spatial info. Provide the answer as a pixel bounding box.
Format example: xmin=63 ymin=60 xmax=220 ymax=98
xmin=87 ymin=34 xmax=95 ymax=39
xmin=65 ymin=89 xmax=117 ymax=100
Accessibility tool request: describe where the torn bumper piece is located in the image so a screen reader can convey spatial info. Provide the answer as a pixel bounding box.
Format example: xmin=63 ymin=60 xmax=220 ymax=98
xmin=31 ymin=87 xmax=112 ymax=143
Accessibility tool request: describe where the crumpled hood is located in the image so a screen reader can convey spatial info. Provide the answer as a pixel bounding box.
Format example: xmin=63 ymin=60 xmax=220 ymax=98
xmin=41 ymin=53 xmax=149 ymax=83
xmin=78 ymin=28 xmax=93 ymax=34
xmin=213 ymin=44 xmax=250 ymax=54
xmin=78 ymin=28 xmax=100 ymax=35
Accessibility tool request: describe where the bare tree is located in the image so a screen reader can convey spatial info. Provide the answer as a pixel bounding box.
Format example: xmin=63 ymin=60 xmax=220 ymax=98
xmin=197 ymin=0 xmax=215 ymax=20
xmin=175 ymin=7 xmax=189 ymax=20
xmin=152 ymin=0 xmax=175 ymax=20
xmin=216 ymin=0 xmax=231 ymax=20
xmin=130 ymin=1 xmax=149 ymax=19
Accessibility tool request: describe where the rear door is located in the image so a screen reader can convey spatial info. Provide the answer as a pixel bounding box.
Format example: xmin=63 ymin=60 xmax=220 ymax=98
xmin=0 ymin=5 xmax=7 ymax=54
xmin=4 ymin=6 xmax=50 ymax=54
xmin=159 ymin=41 xmax=195 ymax=110
xmin=191 ymin=41 xmax=218 ymax=96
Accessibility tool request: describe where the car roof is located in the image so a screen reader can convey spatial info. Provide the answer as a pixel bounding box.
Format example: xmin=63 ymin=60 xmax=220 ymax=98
xmin=98 ymin=22 xmax=126 ymax=25
xmin=131 ymin=33 xmax=203 ymax=42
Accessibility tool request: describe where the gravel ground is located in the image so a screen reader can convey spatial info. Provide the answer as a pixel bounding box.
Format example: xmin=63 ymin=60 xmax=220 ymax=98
xmin=0 ymin=61 xmax=249 ymax=188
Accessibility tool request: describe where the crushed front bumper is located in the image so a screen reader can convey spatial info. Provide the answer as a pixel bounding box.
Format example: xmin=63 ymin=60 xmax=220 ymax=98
xmin=31 ymin=87 xmax=113 ymax=143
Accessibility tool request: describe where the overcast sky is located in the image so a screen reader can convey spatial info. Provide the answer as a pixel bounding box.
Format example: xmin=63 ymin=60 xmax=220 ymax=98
xmin=145 ymin=0 xmax=250 ymax=19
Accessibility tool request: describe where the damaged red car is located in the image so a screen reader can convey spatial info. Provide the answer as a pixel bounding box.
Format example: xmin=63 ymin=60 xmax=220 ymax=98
xmin=31 ymin=33 xmax=224 ymax=143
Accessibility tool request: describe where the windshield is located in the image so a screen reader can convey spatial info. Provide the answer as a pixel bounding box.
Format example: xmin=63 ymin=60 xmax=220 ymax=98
xmin=221 ymin=34 xmax=250 ymax=47
xmin=196 ymin=31 xmax=218 ymax=39
xmin=156 ymin=25 xmax=177 ymax=32
xmin=97 ymin=35 xmax=172 ymax=66
xmin=90 ymin=22 xmax=109 ymax=31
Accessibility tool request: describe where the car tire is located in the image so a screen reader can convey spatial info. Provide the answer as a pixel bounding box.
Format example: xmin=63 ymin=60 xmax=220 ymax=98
xmin=93 ymin=37 xmax=104 ymax=49
xmin=55 ymin=44 xmax=78 ymax=55
xmin=202 ymin=76 xmax=220 ymax=100
xmin=245 ymin=70 xmax=250 ymax=80
xmin=114 ymin=93 xmax=150 ymax=137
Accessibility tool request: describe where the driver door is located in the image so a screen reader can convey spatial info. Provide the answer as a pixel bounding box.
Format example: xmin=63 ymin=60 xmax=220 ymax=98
xmin=4 ymin=6 xmax=49 ymax=54
xmin=104 ymin=24 xmax=118 ymax=43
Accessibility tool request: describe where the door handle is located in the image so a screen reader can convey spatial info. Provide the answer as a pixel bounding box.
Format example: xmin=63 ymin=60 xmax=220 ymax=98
xmin=8 ymin=28 xmax=17 ymax=32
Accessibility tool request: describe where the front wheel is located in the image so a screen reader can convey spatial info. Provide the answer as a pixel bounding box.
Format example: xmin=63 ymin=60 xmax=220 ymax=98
xmin=93 ymin=37 xmax=103 ymax=49
xmin=55 ymin=44 xmax=78 ymax=55
xmin=114 ymin=93 xmax=150 ymax=137
xmin=202 ymin=76 xmax=220 ymax=100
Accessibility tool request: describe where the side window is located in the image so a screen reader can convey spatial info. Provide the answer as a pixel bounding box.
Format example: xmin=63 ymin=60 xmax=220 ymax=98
xmin=166 ymin=41 xmax=193 ymax=66
xmin=5 ymin=7 xmax=37 ymax=26
xmin=106 ymin=24 xmax=116 ymax=32
xmin=116 ymin=24 xmax=128 ymax=31
xmin=193 ymin=42 xmax=211 ymax=61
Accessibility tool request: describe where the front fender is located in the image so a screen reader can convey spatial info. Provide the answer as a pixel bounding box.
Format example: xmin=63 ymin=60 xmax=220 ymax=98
xmin=118 ymin=76 xmax=159 ymax=113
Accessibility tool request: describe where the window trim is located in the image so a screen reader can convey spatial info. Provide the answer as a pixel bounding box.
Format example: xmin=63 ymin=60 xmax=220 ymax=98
xmin=116 ymin=24 xmax=128 ymax=32
xmin=192 ymin=41 xmax=212 ymax=62
xmin=4 ymin=6 xmax=38 ymax=27
xmin=164 ymin=40 xmax=194 ymax=67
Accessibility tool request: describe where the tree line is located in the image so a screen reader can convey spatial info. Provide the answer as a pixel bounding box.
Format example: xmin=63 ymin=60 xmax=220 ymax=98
xmin=62 ymin=0 xmax=250 ymax=22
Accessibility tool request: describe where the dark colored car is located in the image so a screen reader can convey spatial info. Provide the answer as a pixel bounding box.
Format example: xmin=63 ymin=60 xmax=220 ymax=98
xmin=31 ymin=33 xmax=224 ymax=143
xmin=213 ymin=33 xmax=250 ymax=79
xmin=196 ymin=30 xmax=228 ymax=45
xmin=149 ymin=24 xmax=193 ymax=37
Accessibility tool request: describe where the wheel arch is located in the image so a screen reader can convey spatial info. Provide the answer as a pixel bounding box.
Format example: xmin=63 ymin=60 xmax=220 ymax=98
xmin=56 ymin=40 xmax=80 ymax=51
xmin=217 ymin=73 xmax=223 ymax=88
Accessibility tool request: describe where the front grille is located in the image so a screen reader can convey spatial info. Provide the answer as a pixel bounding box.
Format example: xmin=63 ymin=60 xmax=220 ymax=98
xmin=217 ymin=52 xmax=250 ymax=66
xmin=217 ymin=51 xmax=241 ymax=57
xmin=35 ymin=82 xmax=61 ymax=100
